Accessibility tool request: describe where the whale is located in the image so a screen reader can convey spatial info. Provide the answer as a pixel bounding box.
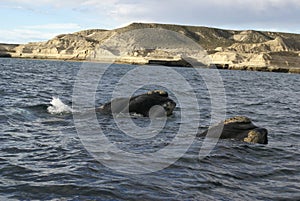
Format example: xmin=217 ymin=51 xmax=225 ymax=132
xmin=198 ymin=116 xmax=268 ymax=144
xmin=97 ymin=90 xmax=176 ymax=117
xmin=97 ymin=92 xmax=268 ymax=144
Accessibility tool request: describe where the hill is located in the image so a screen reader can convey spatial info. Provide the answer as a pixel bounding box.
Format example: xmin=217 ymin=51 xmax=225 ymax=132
xmin=1 ymin=22 xmax=300 ymax=73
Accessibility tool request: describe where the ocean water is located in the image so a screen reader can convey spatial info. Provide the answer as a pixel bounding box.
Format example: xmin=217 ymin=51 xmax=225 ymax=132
xmin=0 ymin=58 xmax=299 ymax=200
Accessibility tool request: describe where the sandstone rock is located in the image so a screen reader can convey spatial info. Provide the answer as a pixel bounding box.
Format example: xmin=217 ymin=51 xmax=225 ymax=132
xmin=2 ymin=22 xmax=300 ymax=73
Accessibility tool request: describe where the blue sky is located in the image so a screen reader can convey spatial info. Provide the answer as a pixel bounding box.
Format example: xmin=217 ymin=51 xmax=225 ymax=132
xmin=1 ymin=0 xmax=300 ymax=44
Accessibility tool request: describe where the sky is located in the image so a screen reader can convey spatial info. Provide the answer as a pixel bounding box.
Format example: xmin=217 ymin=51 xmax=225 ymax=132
xmin=1 ymin=0 xmax=300 ymax=44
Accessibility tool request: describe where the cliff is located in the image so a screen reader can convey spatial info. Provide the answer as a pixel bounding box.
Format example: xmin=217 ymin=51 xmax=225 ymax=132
xmin=0 ymin=43 xmax=19 ymax=57
xmin=1 ymin=22 xmax=300 ymax=73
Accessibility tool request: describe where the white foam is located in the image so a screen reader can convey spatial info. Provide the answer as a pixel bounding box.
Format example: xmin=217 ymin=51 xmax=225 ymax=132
xmin=47 ymin=97 xmax=72 ymax=114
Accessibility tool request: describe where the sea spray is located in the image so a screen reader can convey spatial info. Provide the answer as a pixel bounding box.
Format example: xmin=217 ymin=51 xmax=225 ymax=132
xmin=47 ymin=97 xmax=72 ymax=114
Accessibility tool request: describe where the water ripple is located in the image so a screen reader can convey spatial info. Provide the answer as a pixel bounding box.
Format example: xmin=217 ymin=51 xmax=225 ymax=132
xmin=0 ymin=58 xmax=299 ymax=200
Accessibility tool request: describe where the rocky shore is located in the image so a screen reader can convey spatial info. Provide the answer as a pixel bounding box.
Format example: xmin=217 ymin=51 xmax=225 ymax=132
xmin=1 ymin=23 xmax=300 ymax=74
xmin=0 ymin=43 xmax=19 ymax=57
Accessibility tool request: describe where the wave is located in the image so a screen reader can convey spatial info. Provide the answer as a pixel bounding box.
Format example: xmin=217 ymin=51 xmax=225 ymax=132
xmin=47 ymin=97 xmax=72 ymax=115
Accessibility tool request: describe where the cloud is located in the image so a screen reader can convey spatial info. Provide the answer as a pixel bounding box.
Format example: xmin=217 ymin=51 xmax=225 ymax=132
xmin=6 ymin=0 xmax=117 ymax=8
xmin=8 ymin=0 xmax=300 ymax=14
xmin=0 ymin=29 xmax=56 ymax=44
xmin=0 ymin=23 xmax=82 ymax=44
xmin=105 ymin=0 xmax=300 ymax=32
xmin=109 ymin=1 xmax=300 ymax=21
xmin=2 ymin=0 xmax=300 ymax=43
xmin=6 ymin=0 xmax=300 ymax=28
xmin=23 ymin=23 xmax=81 ymax=30
xmin=38 ymin=0 xmax=298 ymax=32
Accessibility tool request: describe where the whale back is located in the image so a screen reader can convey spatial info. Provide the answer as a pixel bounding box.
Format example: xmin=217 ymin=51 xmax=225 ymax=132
xmin=199 ymin=116 xmax=268 ymax=144
xmin=97 ymin=90 xmax=176 ymax=117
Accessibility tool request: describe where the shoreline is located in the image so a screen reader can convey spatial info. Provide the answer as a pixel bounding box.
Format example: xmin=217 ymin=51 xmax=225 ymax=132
xmin=1 ymin=22 xmax=300 ymax=74
xmin=1 ymin=55 xmax=300 ymax=74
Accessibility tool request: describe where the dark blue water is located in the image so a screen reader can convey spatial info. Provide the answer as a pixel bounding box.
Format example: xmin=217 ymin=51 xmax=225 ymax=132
xmin=0 ymin=58 xmax=299 ymax=200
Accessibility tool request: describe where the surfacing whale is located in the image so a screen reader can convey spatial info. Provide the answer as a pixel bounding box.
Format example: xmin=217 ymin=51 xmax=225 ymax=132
xmin=198 ymin=116 xmax=268 ymax=144
xmin=97 ymin=90 xmax=176 ymax=117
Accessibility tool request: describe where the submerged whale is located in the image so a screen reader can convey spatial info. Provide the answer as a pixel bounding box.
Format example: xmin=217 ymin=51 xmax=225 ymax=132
xmin=97 ymin=90 xmax=176 ymax=117
xmin=198 ymin=116 xmax=268 ymax=144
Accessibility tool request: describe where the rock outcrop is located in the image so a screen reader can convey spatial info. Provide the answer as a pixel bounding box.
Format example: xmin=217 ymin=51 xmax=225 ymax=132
xmin=1 ymin=22 xmax=300 ymax=73
xmin=0 ymin=43 xmax=19 ymax=57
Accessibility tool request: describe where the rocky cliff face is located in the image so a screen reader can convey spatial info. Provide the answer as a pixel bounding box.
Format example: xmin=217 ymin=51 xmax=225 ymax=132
xmin=0 ymin=43 xmax=19 ymax=57
xmin=1 ymin=22 xmax=300 ymax=73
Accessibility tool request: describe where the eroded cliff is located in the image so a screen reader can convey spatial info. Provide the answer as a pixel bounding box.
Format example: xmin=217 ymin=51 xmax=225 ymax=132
xmin=1 ymin=23 xmax=300 ymax=73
